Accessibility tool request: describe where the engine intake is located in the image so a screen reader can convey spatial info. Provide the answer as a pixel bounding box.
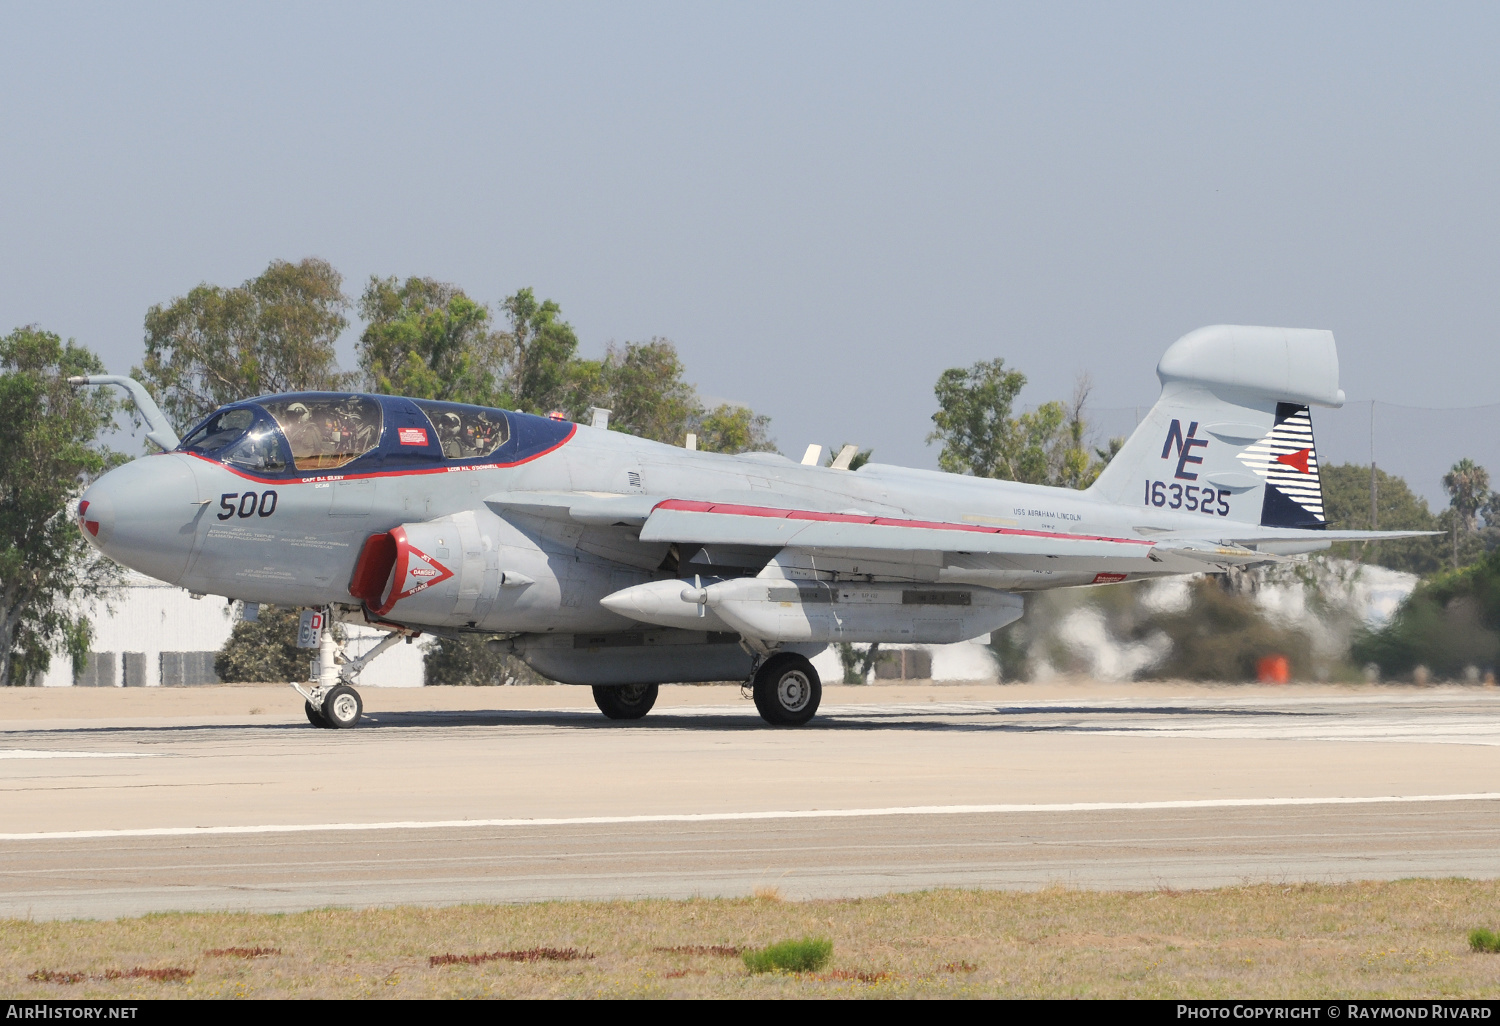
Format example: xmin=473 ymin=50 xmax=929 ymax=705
xmin=348 ymin=515 xmax=488 ymax=624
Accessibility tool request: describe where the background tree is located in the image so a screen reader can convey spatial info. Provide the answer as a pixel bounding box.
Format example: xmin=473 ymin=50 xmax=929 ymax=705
xmin=1353 ymin=544 xmax=1500 ymax=679
xmin=825 ymin=445 xmax=873 ymax=470
xmin=423 ymin=635 xmax=550 ymax=686
xmin=592 ymin=339 xmax=701 ymax=442
xmin=928 ymin=357 xmax=1027 ymax=479
xmin=692 ymin=403 xmax=777 ymax=454
xmin=1443 ymin=459 xmax=1491 ymax=533
xmin=136 ymin=258 xmax=351 ymax=430
xmin=358 ymin=276 xmax=501 ymax=405
xmin=215 ymin=606 xmax=316 ymax=683
xmin=928 ymin=360 xmax=1111 ymax=487
xmin=497 ymin=287 xmax=587 ymax=415
xmin=1442 ymin=458 xmax=1497 ymax=570
xmin=1320 ymin=464 xmax=1446 ymax=576
xmin=1053 ymin=378 xmax=1122 ymax=489
xmin=0 ymin=328 xmax=122 ymax=686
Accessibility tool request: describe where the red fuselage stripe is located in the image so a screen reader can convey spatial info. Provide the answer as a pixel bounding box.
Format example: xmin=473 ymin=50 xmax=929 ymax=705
xmin=651 ymin=498 xmax=1153 ymax=546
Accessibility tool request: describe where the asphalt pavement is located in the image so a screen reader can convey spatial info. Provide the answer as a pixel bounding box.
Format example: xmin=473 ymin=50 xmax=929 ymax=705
xmin=2 ymin=683 xmax=1497 ymax=919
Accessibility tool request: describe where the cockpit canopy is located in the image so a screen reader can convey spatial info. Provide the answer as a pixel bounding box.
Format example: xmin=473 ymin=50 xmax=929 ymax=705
xmin=260 ymin=395 xmax=383 ymax=470
xmin=409 ymin=399 xmax=509 ymax=460
xmin=177 ymin=394 xmax=517 ymax=474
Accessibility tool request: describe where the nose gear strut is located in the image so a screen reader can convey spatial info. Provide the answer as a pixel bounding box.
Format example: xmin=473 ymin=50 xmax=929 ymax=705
xmin=290 ymin=607 xmax=411 ymax=728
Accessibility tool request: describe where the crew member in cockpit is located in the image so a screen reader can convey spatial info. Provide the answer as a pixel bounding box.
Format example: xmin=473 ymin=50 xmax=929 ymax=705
xmin=281 ymin=402 xmax=319 ymax=465
xmin=436 ymin=411 xmax=464 ymax=459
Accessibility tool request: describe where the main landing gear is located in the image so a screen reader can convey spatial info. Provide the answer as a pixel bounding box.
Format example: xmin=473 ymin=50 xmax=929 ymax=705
xmin=592 ymin=683 xmax=659 ymax=720
xmin=751 ymin=652 xmax=821 ymax=726
xmin=585 ymin=652 xmax=822 ymax=727
xmin=293 ymin=610 xmax=406 ymax=729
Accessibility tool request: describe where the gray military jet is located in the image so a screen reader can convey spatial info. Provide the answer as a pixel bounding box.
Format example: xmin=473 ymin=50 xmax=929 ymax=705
xmin=73 ymin=325 xmax=1423 ymax=728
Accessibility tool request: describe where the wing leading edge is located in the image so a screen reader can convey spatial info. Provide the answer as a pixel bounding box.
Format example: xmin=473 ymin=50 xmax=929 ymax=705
xmin=638 ymin=499 xmax=1155 ymax=560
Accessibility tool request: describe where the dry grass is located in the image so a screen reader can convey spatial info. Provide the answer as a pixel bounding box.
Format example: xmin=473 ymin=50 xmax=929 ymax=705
xmin=204 ymin=947 xmax=280 ymax=959
xmin=6 ymin=880 xmax=1500 ymax=998
xmin=428 ymin=948 xmax=592 ymax=967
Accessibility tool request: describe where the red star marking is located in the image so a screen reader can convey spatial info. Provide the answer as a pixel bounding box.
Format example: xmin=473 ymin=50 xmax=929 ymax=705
xmin=1276 ymin=448 xmax=1312 ymax=474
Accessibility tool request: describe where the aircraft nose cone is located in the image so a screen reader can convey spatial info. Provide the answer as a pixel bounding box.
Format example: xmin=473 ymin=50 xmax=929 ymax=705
xmin=76 ymin=492 xmax=113 ymax=544
xmin=80 ymin=454 xmax=202 ymax=584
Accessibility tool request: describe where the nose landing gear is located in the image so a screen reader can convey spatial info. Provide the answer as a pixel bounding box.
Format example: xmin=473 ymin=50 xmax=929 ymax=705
xmin=291 ymin=610 xmax=407 ymax=729
xmin=319 ymin=684 xmax=364 ymax=728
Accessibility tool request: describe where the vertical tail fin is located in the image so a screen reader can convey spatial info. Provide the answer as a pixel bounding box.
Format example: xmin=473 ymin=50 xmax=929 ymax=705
xmin=1242 ymin=402 xmax=1326 ymax=528
xmin=1087 ymin=325 xmax=1341 ymax=528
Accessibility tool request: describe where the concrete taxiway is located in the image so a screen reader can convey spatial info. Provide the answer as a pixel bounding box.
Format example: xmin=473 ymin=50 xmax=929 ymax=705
xmin=2 ymin=682 xmax=1499 ymax=920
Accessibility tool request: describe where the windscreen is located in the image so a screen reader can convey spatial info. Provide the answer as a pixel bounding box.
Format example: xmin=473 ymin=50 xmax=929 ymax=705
xmin=261 ymin=396 xmax=384 ymax=471
xmin=412 ymin=400 xmax=509 ymax=460
xmin=177 ymin=406 xmax=290 ymax=474
xmin=179 ymin=407 xmax=256 ymax=454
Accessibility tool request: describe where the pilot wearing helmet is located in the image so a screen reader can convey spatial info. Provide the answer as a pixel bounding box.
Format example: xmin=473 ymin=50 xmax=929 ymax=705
xmin=436 ymin=411 xmax=464 ymax=459
xmin=281 ymin=401 xmax=319 ymax=462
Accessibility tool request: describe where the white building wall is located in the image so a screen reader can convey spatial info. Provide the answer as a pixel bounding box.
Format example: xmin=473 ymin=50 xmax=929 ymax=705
xmin=809 ymin=636 xmax=998 ymax=684
xmin=39 ymin=574 xmax=237 ymax=687
xmin=340 ymin=627 xmax=426 ymax=688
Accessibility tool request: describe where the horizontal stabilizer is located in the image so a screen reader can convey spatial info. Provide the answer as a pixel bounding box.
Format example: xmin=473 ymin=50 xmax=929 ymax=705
xmin=1138 ymin=527 xmax=1440 ymax=545
xmin=1149 ymin=540 xmax=1291 ymax=566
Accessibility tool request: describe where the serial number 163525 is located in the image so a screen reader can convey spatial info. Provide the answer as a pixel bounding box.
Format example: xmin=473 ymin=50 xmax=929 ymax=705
xmin=1145 ymin=480 xmax=1231 ymax=516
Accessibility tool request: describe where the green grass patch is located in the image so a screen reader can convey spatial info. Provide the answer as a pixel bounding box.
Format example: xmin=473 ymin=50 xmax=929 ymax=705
xmin=1468 ymin=928 xmax=1500 ymax=952
xmin=742 ymin=936 xmax=832 ymax=974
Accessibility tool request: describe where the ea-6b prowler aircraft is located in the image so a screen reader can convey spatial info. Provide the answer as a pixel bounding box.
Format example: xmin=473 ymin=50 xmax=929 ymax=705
xmin=73 ymin=325 xmax=1423 ymax=729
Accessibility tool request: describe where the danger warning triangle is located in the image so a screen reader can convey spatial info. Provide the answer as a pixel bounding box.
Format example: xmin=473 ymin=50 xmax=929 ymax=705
xmin=401 ymin=548 xmax=453 ymax=592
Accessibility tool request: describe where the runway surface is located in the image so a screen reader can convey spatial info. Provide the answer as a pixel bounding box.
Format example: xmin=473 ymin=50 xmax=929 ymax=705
xmin=3 ymin=683 xmax=1499 ymax=919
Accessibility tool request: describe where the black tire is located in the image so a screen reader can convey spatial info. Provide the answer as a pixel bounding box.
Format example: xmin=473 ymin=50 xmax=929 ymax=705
xmin=592 ymin=683 xmax=659 ymax=720
xmin=320 ymin=684 xmax=362 ymax=729
xmin=752 ymin=653 xmax=821 ymax=726
xmin=304 ymin=701 xmax=329 ymax=728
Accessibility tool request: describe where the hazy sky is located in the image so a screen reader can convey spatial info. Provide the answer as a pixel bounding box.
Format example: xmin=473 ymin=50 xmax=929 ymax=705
xmin=3 ymin=2 xmax=1497 ymax=504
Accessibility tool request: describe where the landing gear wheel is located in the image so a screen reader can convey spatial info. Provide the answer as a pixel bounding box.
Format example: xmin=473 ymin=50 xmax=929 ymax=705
xmin=592 ymin=683 xmax=659 ymax=720
xmin=752 ymin=653 xmax=821 ymax=726
xmin=304 ymin=701 xmax=329 ymax=728
xmin=320 ymin=684 xmax=362 ymax=729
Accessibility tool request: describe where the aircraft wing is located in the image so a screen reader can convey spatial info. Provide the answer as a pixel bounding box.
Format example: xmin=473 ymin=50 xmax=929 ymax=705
xmin=485 ymin=493 xmax=1433 ymax=563
xmin=637 ymin=499 xmax=1155 ymax=560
